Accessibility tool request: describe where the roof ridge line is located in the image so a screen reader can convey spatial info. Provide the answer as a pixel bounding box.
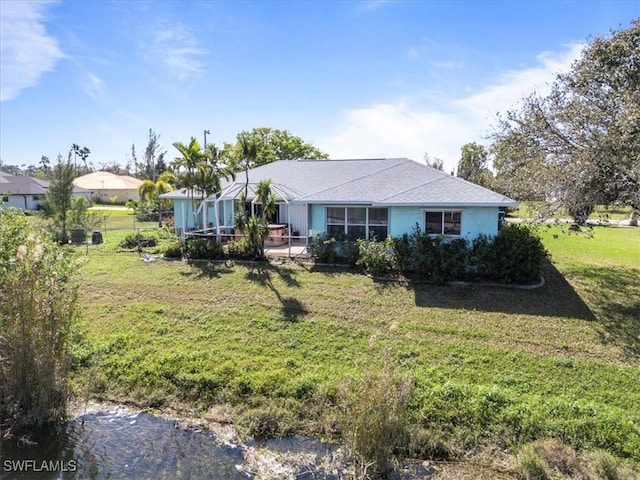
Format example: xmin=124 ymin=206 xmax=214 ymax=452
xmin=297 ymin=158 xmax=412 ymax=201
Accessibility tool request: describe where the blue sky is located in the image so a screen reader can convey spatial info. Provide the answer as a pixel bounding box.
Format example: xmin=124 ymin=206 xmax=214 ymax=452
xmin=1 ymin=0 xmax=638 ymax=174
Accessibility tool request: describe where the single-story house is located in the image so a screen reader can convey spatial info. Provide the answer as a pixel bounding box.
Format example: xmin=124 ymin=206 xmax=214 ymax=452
xmin=160 ymin=158 xmax=517 ymax=243
xmin=73 ymin=171 xmax=142 ymax=204
xmin=0 ymin=172 xmax=92 ymax=210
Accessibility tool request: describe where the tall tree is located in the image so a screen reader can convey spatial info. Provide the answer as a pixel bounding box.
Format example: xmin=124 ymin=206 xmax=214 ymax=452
xmin=456 ymin=142 xmax=494 ymax=188
xmin=135 ymin=129 xmax=166 ymax=180
xmin=229 ymin=127 xmax=329 ymax=169
xmin=491 ymin=20 xmax=640 ymax=222
xmin=172 ymin=137 xmax=235 ymax=227
xmin=41 ymin=153 xmax=75 ymax=243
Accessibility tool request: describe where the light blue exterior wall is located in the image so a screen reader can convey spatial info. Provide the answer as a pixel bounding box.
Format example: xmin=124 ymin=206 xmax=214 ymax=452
xmin=389 ymin=206 xmax=499 ymax=240
xmin=309 ymin=204 xmax=327 ymax=234
xmin=309 ymin=204 xmax=499 ymax=240
xmin=172 ymin=198 xmax=218 ymax=230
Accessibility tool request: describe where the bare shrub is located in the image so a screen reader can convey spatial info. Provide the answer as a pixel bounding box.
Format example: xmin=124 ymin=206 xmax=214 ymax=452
xmin=338 ymin=353 xmax=414 ymax=478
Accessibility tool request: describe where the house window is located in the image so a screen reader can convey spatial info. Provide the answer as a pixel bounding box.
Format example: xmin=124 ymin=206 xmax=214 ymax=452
xmin=368 ymin=208 xmax=388 ymax=240
xmin=326 ymin=207 xmax=346 ymax=237
xmin=326 ymin=207 xmax=388 ymax=240
xmin=425 ymin=211 xmax=461 ymax=235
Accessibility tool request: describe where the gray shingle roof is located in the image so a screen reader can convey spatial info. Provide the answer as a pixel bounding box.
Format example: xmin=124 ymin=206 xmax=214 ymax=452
xmin=0 ymin=172 xmax=47 ymax=195
xmin=211 ymin=158 xmax=516 ymax=207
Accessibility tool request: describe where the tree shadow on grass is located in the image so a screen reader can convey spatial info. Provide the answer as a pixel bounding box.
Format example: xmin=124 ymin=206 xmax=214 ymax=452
xmin=178 ymin=260 xmax=235 ymax=279
xmin=408 ymin=260 xmax=595 ymax=321
xmin=245 ymin=263 xmax=308 ymax=322
xmin=564 ymin=264 xmax=640 ymax=358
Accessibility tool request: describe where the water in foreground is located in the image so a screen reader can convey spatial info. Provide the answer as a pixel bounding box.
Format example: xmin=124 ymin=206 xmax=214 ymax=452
xmin=0 ymin=405 xmax=346 ymax=479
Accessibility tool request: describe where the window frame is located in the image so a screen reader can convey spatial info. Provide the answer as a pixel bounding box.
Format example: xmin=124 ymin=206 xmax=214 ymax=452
xmin=424 ymin=210 xmax=462 ymax=236
xmin=325 ymin=206 xmax=389 ymax=240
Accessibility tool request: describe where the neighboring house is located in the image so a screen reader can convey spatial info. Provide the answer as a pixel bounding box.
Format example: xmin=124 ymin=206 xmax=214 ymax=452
xmin=0 ymin=172 xmax=92 ymax=210
xmin=73 ymin=171 xmax=142 ymax=204
xmin=160 ymin=158 xmax=517 ymax=242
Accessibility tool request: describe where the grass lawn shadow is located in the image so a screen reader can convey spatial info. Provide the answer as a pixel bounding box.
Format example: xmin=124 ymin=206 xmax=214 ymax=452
xmin=245 ymin=263 xmax=307 ymax=322
xmin=180 ymin=260 xmax=235 ymax=279
xmin=408 ymin=260 xmax=596 ymax=321
xmin=565 ymin=264 xmax=640 ymax=358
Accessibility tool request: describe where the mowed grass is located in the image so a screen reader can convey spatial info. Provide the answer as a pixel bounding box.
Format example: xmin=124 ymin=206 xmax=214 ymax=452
xmin=71 ymin=225 xmax=640 ymax=463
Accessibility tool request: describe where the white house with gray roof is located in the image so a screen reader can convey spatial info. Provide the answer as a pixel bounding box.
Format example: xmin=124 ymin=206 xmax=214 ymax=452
xmin=160 ymin=158 xmax=517 ymax=243
xmin=1 ymin=172 xmax=92 ymax=211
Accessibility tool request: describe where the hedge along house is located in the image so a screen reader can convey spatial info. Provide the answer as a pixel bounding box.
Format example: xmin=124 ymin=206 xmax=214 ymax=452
xmin=161 ymin=158 xmax=517 ymax=245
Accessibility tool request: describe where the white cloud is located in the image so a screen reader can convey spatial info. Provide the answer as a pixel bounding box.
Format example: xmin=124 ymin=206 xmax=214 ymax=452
xmin=0 ymin=0 xmax=64 ymax=102
xmin=83 ymin=73 xmax=105 ymax=101
xmin=319 ymin=44 xmax=583 ymax=173
xmin=143 ymin=21 xmax=207 ymax=81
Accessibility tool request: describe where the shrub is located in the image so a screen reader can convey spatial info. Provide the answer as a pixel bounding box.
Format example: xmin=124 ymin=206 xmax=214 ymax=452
xmin=309 ymin=234 xmax=358 ymax=264
xmin=516 ymin=439 xmax=583 ymax=479
xmin=339 ymin=355 xmax=414 ymax=476
xmin=356 ymin=237 xmax=398 ymax=277
xmin=185 ymin=238 xmax=224 ymax=260
xmin=163 ymin=240 xmax=183 ymax=259
xmin=468 ymin=234 xmax=495 ymax=280
xmin=309 ymin=233 xmax=338 ymax=263
xmin=0 ymin=208 xmax=78 ymax=430
xmin=442 ymin=237 xmax=469 ymax=280
xmin=393 ymin=227 xmax=453 ymax=284
xmin=119 ymin=233 xmax=158 ymax=249
xmin=226 ymin=237 xmax=252 ymax=259
xmin=492 ymin=223 xmax=548 ymax=284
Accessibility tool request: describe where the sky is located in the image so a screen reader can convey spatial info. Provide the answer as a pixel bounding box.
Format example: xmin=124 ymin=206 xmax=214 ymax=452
xmin=1 ymin=0 xmax=638 ymax=175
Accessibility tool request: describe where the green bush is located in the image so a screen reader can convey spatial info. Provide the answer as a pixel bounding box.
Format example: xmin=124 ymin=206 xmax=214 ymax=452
xmin=163 ymin=241 xmax=183 ymax=259
xmin=393 ymin=227 xmax=454 ymax=284
xmin=119 ymin=233 xmax=158 ymax=249
xmin=492 ymin=223 xmax=548 ymax=284
xmin=390 ymin=223 xmax=547 ymax=285
xmin=309 ymin=234 xmax=358 ymax=264
xmin=185 ymin=238 xmax=224 ymax=260
xmin=356 ymin=237 xmax=398 ymax=277
xmin=309 ymin=234 xmax=339 ymax=263
xmin=468 ymin=234 xmax=495 ymax=279
xmin=225 ymin=237 xmax=252 ymax=259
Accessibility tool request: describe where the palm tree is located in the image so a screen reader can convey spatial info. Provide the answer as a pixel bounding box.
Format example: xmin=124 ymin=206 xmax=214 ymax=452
xmin=236 ymin=132 xmax=259 ymax=204
xmin=255 ymin=179 xmax=276 ymax=221
xmin=173 ymin=137 xmax=206 ymax=227
xmin=173 ymin=137 xmax=235 ymax=229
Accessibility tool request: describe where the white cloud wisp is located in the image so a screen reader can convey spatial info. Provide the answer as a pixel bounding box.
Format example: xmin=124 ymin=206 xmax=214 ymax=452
xmin=0 ymin=1 xmax=64 ymax=102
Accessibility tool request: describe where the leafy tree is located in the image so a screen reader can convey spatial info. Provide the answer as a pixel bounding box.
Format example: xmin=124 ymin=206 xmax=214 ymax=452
xmin=0 ymin=208 xmax=78 ymax=429
xmin=137 ymin=171 xmax=175 ymax=215
xmin=456 ymin=142 xmax=494 ymax=188
xmin=68 ymin=196 xmax=102 ymax=232
xmin=491 ymin=20 xmax=640 ymax=223
xmin=229 ymin=127 xmax=329 ymax=169
xmin=41 ymin=153 xmax=75 ymax=243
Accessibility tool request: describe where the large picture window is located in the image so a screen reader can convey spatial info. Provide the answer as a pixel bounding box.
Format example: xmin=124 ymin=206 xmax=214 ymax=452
xmin=326 ymin=207 xmax=388 ymax=240
xmin=425 ymin=211 xmax=461 ymax=235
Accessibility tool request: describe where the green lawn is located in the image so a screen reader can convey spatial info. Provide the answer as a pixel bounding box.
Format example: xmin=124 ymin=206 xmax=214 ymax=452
xmin=507 ymin=202 xmax=633 ymax=221
xmin=71 ymin=225 xmax=640 ymax=470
